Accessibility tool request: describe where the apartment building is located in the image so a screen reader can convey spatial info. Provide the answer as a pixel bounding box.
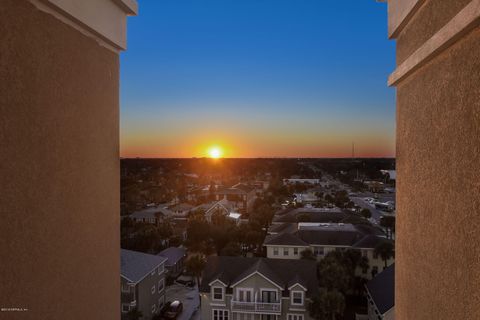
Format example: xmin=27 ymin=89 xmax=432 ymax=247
xmin=121 ymin=249 xmax=167 ymax=320
xmin=264 ymin=223 xmax=394 ymax=278
xmin=365 ymin=264 xmax=395 ymax=320
xmin=200 ymin=256 xmax=318 ymax=320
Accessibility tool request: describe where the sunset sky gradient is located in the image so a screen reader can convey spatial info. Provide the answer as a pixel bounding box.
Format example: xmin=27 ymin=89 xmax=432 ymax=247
xmin=120 ymin=0 xmax=395 ymax=158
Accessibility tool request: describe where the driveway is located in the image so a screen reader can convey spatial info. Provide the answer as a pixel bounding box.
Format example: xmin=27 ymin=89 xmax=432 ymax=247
xmin=165 ymin=283 xmax=199 ymax=320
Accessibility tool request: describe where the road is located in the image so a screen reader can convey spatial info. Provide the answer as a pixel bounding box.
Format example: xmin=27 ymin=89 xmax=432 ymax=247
xmin=351 ymin=196 xmax=387 ymax=224
xmin=165 ymin=283 xmax=199 ymax=320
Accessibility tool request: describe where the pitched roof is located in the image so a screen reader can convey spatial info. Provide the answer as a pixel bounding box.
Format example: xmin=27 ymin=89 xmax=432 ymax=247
xmin=264 ymin=232 xmax=308 ymax=246
xmin=129 ymin=205 xmax=173 ymax=219
xmin=268 ymin=222 xmax=297 ymax=234
xmin=157 ymin=247 xmax=186 ymax=267
xmin=366 ymin=264 xmax=395 ymax=314
xmin=352 ymin=235 xmax=390 ymax=249
xmin=121 ymin=249 xmax=167 ymax=283
xmin=296 ymin=229 xmax=363 ymax=246
xmin=169 ymin=203 xmax=194 ymax=211
xmin=273 ymin=208 xmax=346 ymax=223
xmin=200 ymin=256 xmax=318 ymax=297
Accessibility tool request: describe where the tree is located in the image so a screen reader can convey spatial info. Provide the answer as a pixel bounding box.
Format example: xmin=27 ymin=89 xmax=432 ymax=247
xmin=374 ymin=241 xmax=394 ymax=268
xmin=380 ymin=215 xmax=395 ymax=239
xmin=317 ymin=256 xmax=350 ymax=293
xmin=309 ymin=288 xmax=345 ymax=320
xmin=360 ymin=208 xmax=372 ymax=219
xmin=185 ymin=255 xmax=206 ymax=286
xmin=300 ymin=248 xmax=316 ymax=261
xmin=220 ymin=242 xmax=242 ymax=256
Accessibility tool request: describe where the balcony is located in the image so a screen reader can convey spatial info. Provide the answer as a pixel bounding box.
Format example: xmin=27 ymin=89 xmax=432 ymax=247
xmin=231 ymin=300 xmax=281 ymax=314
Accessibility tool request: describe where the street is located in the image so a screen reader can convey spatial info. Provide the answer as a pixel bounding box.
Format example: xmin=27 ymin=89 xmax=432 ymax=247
xmin=165 ymin=283 xmax=200 ymax=320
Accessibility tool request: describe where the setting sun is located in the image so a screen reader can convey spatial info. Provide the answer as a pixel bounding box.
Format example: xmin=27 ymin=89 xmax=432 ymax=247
xmin=208 ymin=147 xmax=223 ymax=158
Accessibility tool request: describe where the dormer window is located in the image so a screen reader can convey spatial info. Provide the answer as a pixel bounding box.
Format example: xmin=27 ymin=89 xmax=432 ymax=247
xmin=291 ymin=291 xmax=304 ymax=305
xmin=212 ymin=287 xmax=224 ymax=301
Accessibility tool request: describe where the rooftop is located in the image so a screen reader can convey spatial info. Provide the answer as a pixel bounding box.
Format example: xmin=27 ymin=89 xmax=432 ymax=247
xmin=366 ymin=264 xmax=395 ymax=314
xmin=121 ymin=249 xmax=167 ymax=283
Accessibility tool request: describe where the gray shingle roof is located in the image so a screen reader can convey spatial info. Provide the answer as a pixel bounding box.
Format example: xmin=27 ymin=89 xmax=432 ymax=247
xmin=264 ymin=232 xmax=308 ymax=246
xmin=121 ymin=249 xmax=167 ymax=283
xmin=366 ymin=264 xmax=394 ymax=314
xmin=352 ymin=235 xmax=390 ymax=249
xmin=129 ymin=205 xmax=173 ymax=220
xmin=200 ymin=256 xmax=318 ymax=297
xmin=297 ymin=229 xmax=363 ymax=246
xmin=157 ymin=247 xmax=186 ymax=267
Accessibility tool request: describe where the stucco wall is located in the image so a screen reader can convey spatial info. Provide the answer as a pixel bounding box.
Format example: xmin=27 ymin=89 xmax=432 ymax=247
xmin=396 ymin=14 xmax=480 ymax=320
xmin=0 ymin=1 xmax=119 ymax=319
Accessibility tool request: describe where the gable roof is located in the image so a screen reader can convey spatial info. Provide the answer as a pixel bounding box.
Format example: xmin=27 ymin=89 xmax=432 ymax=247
xmin=200 ymin=256 xmax=318 ymax=297
xmin=366 ymin=264 xmax=395 ymax=314
xmin=129 ymin=205 xmax=173 ymax=220
xmin=157 ymin=247 xmax=186 ymax=267
xmin=264 ymin=232 xmax=308 ymax=246
xmin=121 ymin=249 xmax=167 ymax=284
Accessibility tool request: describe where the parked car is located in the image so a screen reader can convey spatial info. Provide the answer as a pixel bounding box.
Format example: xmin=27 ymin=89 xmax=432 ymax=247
xmin=175 ymin=275 xmax=195 ymax=287
xmin=164 ymin=300 xmax=183 ymax=319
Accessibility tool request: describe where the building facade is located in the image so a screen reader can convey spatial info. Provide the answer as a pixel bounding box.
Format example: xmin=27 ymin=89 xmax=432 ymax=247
xmin=264 ymin=223 xmax=394 ymax=278
xmin=121 ymin=249 xmax=167 ymax=320
xmin=385 ymin=0 xmax=480 ymax=318
xmin=200 ymin=257 xmax=318 ymax=320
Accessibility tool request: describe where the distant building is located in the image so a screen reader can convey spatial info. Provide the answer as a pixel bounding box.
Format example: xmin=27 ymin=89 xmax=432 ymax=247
xmin=194 ymin=198 xmax=242 ymax=223
xmin=264 ymin=223 xmax=393 ymax=278
xmin=364 ymin=181 xmax=385 ymax=193
xmin=200 ymin=256 xmax=318 ymax=320
xmin=157 ymin=246 xmax=187 ymax=279
xmin=129 ymin=205 xmax=173 ymax=225
xmin=121 ymin=249 xmax=167 ymax=319
xmin=215 ymin=183 xmax=256 ymax=213
xmin=283 ymin=179 xmax=320 ymax=185
xmin=169 ymin=202 xmax=195 ymax=218
xmin=365 ymin=264 xmax=395 ymax=320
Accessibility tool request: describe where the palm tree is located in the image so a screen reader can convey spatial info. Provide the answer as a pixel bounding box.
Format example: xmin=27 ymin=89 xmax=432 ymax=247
xmin=185 ymin=255 xmax=206 ymax=286
xmin=309 ymin=288 xmax=345 ymax=320
xmin=374 ymin=241 xmax=394 ymax=268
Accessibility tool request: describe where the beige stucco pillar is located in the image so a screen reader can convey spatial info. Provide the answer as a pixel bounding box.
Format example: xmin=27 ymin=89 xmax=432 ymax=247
xmin=0 ymin=1 xmax=137 ymax=319
xmin=386 ymin=0 xmax=480 ymax=319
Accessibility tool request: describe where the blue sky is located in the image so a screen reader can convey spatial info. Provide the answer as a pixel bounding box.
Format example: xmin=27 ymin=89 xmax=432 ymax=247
xmin=120 ymin=0 xmax=396 ymax=158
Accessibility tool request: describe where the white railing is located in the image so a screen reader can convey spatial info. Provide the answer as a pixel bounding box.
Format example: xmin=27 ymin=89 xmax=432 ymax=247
xmin=231 ymin=300 xmax=281 ymax=313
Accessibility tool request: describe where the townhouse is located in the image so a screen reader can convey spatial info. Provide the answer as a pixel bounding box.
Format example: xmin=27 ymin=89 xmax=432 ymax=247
xmin=200 ymin=256 xmax=318 ymax=320
xmin=121 ymin=249 xmax=167 ymax=320
xmin=264 ymin=223 xmax=394 ymax=278
xmin=129 ymin=205 xmax=173 ymax=225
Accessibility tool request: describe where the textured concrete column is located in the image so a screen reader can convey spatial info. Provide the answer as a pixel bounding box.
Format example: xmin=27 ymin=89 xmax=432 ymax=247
xmin=0 ymin=1 xmax=136 ymax=319
xmin=386 ymin=0 xmax=480 ymax=319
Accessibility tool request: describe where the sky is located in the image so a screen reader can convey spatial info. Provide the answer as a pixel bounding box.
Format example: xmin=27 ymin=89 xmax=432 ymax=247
xmin=120 ymin=0 xmax=396 ymax=158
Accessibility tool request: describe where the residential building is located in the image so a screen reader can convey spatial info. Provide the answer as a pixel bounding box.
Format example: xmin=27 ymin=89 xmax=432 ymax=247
xmin=194 ymin=198 xmax=242 ymax=223
xmin=169 ymin=202 xmax=195 ymax=218
xmin=129 ymin=205 xmax=173 ymax=225
xmin=365 ymin=264 xmax=394 ymax=320
xmin=1 ymin=1 xmax=137 ymax=319
xmin=215 ymin=183 xmax=257 ymax=213
xmin=157 ymin=246 xmax=187 ymax=279
xmin=200 ymin=256 xmax=318 ymax=320
xmin=121 ymin=249 xmax=167 ymax=320
xmin=264 ymin=223 xmax=393 ymax=278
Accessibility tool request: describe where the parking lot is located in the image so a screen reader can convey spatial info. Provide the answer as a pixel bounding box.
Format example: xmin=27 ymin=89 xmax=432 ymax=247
xmin=165 ymin=283 xmax=199 ymax=320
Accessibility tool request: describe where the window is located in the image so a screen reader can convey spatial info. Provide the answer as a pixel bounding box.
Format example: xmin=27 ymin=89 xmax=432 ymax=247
xmin=151 ymin=285 xmax=155 ymax=294
xmin=212 ymin=287 xmax=224 ymax=301
xmin=291 ymin=291 xmax=304 ymax=305
xmin=283 ymin=247 xmax=289 ymax=256
xmin=213 ymin=309 xmax=229 ymax=320
xmin=288 ymin=315 xmax=304 ymax=320
xmin=362 ymin=250 xmax=368 ymax=257
xmin=158 ymin=264 xmax=164 ymax=274
xmin=158 ymin=279 xmax=165 ymax=293
xmin=293 ymin=247 xmax=299 ymax=255
xmin=121 ymin=304 xmax=130 ymax=313
xmin=121 ymin=283 xmax=130 ymax=293
xmin=313 ymin=247 xmax=324 ymax=256
xmin=373 ymin=252 xmax=379 ymax=259
xmin=151 ymin=304 xmax=156 ymax=314
xmin=273 ymin=247 xmax=279 ymax=256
